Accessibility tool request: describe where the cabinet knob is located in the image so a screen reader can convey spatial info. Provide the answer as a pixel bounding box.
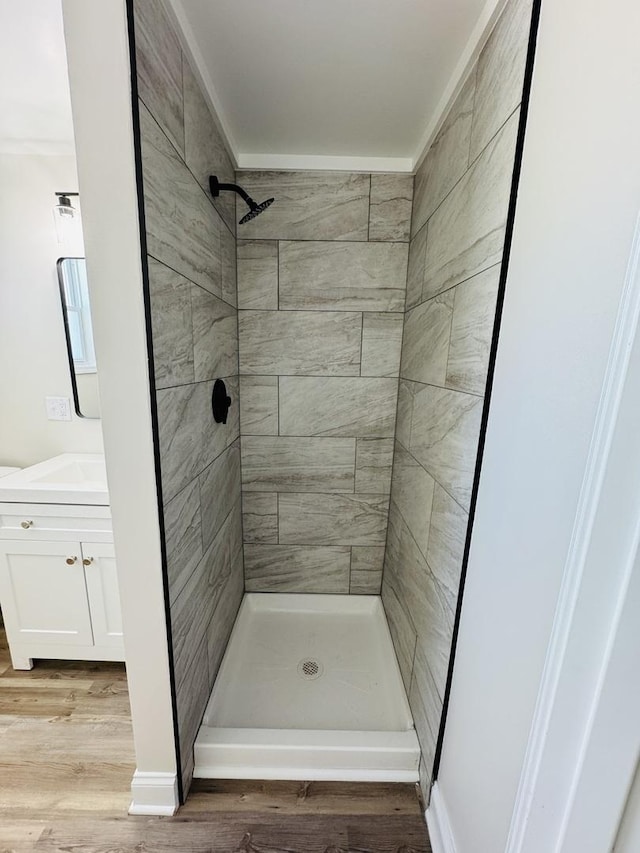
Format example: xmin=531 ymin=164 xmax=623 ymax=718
xmin=82 ymin=557 xmax=94 ymax=566
xmin=65 ymin=556 xmax=78 ymax=565
xmin=20 ymin=520 xmax=33 ymax=529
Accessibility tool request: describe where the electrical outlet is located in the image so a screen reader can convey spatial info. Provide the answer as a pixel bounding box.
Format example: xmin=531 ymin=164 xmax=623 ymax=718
xmin=45 ymin=396 xmax=72 ymax=421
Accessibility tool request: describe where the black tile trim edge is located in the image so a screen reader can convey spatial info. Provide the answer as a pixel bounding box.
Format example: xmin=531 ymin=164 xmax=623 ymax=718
xmin=431 ymin=0 xmax=544 ymax=784
xmin=125 ymin=0 xmax=184 ymax=805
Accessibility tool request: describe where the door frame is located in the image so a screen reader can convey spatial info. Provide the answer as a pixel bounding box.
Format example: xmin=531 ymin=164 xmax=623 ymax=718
xmin=504 ymin=214 xmax=640 ymax=852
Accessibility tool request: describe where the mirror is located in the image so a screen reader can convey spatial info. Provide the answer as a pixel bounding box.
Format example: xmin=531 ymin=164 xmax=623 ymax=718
xmin=57 ymin=258 xmax=101 ymax=419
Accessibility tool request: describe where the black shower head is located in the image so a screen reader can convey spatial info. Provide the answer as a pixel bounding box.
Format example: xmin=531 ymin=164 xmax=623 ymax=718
xmin=239 ymin=197 xmax=275 ymax=224
xmin=209 ymin=175 xmax=275 ymax=225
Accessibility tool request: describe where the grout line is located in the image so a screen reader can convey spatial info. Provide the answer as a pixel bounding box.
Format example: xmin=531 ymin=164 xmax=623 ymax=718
xmin=367 ymin=174 xmax=372 ymax=242
xmin=237 ymin=304 xmax=406 ymax=315
xmin=412 ymin=102 xmax=522 ymax=240
xmin=146 ymin=253 xmax=236 ymax=310
xmin=138 ymin=95 xmax=236 ymax=239
xmin=225 ymin=236 xmax=410 ymax=245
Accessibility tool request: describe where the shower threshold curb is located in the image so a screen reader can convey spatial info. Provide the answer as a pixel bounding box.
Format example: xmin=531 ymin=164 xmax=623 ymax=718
xmin=194 ymin=726 xmax=420 ymax=782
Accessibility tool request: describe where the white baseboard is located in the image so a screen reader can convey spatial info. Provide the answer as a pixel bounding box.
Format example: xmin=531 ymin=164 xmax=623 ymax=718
xmin=129 ymin=770 xmax=179 ymax=816
xmin=426 ymin=782 xmax=457 ymax=853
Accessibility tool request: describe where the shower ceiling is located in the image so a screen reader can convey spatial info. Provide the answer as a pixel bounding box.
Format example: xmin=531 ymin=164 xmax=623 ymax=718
xmin=166 ymin=0 xmax=500 ymax=170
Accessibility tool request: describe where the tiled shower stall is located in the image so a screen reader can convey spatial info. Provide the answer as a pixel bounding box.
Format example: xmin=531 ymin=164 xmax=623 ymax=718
xmin=131 ymin=0 xmax=534 ymax=802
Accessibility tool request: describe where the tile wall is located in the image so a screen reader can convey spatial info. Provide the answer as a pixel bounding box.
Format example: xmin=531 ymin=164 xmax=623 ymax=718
xmin=133 ymin=0 xmax=243 ymax=795
xmin=382 ymin=0 xmax=534 ymax=801
xmin=236 ymin=171 xmax=412 ymax=594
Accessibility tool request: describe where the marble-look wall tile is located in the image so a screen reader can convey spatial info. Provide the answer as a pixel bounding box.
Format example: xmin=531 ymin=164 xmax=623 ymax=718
xmin=237 ymin=240 xmax=278 ymax=309
xmin=242 ymin=493 xmax=278 ymax=544
xmin=140 ymin=103 xmax=222 ymax=298
xmin=469 ymin=0 xmax=533 ymax=162
xmin=396 ymin=380 xmax=415 ymax=449
xmin=400 ymin=292 xmax=454 ymax=386
xmin=164 ymin=479 xmax=202 ymax=606
xmin=361 ymin=313 xmax=404 ymax=377
xmin=412 ymin=70 xmax=476 ymax=237
xmin=239 ymin=310 xmax=361 ymax=376
xmin=422 ymin=109 xmax=519 ymax=301
xmin=368 ymin=174 xmax=413 ymax=242
xmin=426 ymin=484 xmax=469 ymax=612
xmin=221 ymin=226 xmax=237 ymax=307
xmin=199 ymin=441 xmax=241 ymax=550
xmin=406 ymin=224 xmax=427 ymax=310
xmin=279 ymin=377 xmax=398 ymax=438
xmin=157 ymin=376 xmax=239 ymax=503
xmin=381 ymin=575 xmax=417 ymax=692
xmin=384 ymin=511 xmax=450 ymax=686
xmin=183 ymin=59 xmax=235 ymax=233
xmin=409 ymin=384 xmax=482 ymax=511
xmin=207 ymin=549 xmax=243 ymax=686
xmin=279 ymin=241 xmax=407 ymax=312
xmin=171 ymin=547 xmax=217 ymax=691
xmin=351 ymin=546 xmax=385 ymax=594
xmin=390 ymin=442 xmax=435 ymax=558
xmin=239 ymin=376 xmax=278 ymax=435
xmin=148 ymin=258 xmax=194 ymax=389
xmin=191 ymin=286 xmax=238 ymax=381
xmin=235 ymin=171 xmax=370 ymax=240
xmin=414 ymin=573 xmax=455 ymax=702
xmin=355 ymin=438 xmax=394 ymax=494
xmin=446 ymin=265 xmax=500 ymax=395
xmin=409 ymin=644 xmax=440 ymax=784
xmin=204 ymin=496 xmax=243 ymax=589
xmin=419 ymin=756 xmax=433 ymax=809
xmin=279 ymin=493 xmax=388 ymax=546
xmin=133 ymin=0 xmax=184 ymax=156
xmin=176 ymin=635 xmax=209 ymax=773
xmin=242 ymin=436 xmax=356 ymax=493
xmin=245 ymin=545 xmax=350 ymax=593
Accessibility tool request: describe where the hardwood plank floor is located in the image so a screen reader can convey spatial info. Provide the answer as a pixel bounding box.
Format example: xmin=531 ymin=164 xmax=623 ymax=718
xmin=0 ymin=627 xmax=430 ymax=852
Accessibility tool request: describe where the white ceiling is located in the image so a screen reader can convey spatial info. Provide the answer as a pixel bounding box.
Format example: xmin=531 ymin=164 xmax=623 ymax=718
xmin=170 ymin=0 xmax=500 ymax=170
xmin=0 ymin=0 xmax=75 ymax=155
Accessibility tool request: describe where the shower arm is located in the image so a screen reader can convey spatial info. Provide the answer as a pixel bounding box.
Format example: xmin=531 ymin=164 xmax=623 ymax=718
xmin=209 ymin=177 xmax=257 ymax=209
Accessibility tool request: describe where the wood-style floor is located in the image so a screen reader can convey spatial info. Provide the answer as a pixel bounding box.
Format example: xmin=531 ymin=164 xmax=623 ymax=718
xmin=0 ymin=627 xmax=431 ymax=852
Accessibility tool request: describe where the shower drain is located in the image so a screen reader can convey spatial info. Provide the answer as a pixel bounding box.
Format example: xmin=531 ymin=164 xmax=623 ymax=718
xmin=297 ymin=658 xmax=324 ymax=680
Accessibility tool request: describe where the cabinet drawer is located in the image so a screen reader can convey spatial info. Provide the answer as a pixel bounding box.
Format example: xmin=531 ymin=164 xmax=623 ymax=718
xmin=0 ymin=503 xmax=112 ymax=542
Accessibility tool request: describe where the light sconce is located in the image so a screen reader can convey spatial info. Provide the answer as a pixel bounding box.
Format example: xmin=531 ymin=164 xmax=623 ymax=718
xmin=53 ymin=192 xmax=80 ymax=244
xmin=54 ymin=192 xmax=79 ymax=220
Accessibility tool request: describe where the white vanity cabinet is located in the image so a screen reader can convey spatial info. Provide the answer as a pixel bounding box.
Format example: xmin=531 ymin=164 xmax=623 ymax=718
xmin=0 ymin=502 xmax=125 ymax=670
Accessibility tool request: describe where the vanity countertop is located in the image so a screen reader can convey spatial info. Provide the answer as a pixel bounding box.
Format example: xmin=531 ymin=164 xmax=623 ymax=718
xmin=0 ymin=454 xmax=108 ymax=505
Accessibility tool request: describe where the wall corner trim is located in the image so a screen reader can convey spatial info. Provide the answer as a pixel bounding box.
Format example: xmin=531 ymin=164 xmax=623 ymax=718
xmin=129 ymin=770 xmax=179 ymax=816
xmin=426 ymin=783 xmax=458 ymax=853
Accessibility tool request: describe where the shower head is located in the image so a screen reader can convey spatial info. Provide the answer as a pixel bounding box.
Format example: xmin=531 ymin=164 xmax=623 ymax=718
xmin=209 ymin=175 xmax=275 ymax=225
xmin=239 ymin=197 xmax=275 ymax=224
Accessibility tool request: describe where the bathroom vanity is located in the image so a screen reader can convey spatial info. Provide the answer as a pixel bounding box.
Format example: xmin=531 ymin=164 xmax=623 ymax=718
xmin=0 ymin=454 xmax=124 ymax=670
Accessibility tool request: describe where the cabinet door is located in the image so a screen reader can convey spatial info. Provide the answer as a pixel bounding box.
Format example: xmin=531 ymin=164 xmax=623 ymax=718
xmin=0 ymin=540 xmax=93 ymax=646
xmin=82 ymin=543 xmax=124 ymax=649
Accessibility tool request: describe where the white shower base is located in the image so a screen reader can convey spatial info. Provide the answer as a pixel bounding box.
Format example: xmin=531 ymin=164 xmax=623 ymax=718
xmin=193 ymin=593 xmax=420 ymax=782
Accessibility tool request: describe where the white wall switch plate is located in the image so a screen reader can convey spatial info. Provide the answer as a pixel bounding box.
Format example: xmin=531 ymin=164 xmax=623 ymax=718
xmin=45 ymin=396 xmax=72 ymax=421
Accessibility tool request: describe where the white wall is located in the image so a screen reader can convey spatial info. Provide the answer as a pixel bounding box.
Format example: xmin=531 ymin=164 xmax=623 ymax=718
xmin=0 ymin=153 xmax=103 ymax=467
xmin=432 ymin=0 xmax=640 ymax=850
xmin=616 ymin=761 xmax=640 ymax=853
xmin=63 ymin=0 xmax=179 ymax=814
